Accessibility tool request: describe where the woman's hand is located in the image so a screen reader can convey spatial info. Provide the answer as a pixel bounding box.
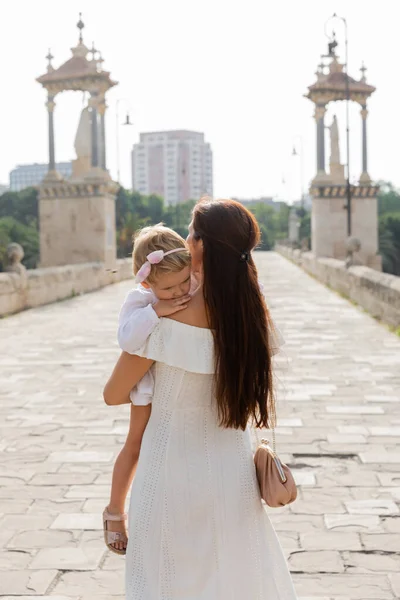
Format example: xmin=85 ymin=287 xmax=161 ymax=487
xmin=104 ymin=352 xmax=154 ymax=406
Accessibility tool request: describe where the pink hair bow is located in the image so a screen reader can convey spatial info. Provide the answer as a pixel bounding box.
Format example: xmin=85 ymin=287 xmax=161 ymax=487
xmin=135 ymin=248 xmax=187 ymax=284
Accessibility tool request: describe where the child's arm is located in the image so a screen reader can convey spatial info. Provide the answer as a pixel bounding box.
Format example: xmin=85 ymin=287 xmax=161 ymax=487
xmin=118 ymin=289 xmax=190 ymax=355
xmin=118 ymin=289 xmax=160 ymax=355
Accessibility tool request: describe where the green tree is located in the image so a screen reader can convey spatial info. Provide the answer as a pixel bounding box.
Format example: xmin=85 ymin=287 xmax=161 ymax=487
xmin=379 ymin=213 xmax=400 ymax=275
xmin=0 ymin=188 xmax=38 ymax=228
xmin=0 ymin=217 xmax=39 ymax=271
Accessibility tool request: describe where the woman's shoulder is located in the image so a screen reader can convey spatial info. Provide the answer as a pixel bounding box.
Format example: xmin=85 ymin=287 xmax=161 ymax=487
xmin=135 ymin=297 xmax=214 ymax=374
xmin=168 ymin=290 xmax=209 ymax=329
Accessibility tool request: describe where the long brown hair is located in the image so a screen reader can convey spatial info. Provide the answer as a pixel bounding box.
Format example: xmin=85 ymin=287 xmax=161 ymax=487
xmin=192 ymin=198 xmax=275 ymax=430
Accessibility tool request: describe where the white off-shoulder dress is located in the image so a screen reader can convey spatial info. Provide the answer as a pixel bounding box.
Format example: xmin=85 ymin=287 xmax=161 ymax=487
xmin=125 ymin=318 xmax=297 ymax=600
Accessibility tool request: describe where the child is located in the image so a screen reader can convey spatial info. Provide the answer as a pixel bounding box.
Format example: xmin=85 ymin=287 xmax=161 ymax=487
xmin=103 ymin=225 xmax=193 ymax=555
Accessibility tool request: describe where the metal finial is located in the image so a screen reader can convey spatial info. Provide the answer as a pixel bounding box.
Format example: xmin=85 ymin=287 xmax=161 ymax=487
xmin=77 ymin=12 xmax=84 ymax=43
xmin=360 ymin=61 xmax=367 ymax=82
xmin=90 ymin=41 xmax=98 ymax=60
xmin=46 ymin=48 xmax=54 ymax=69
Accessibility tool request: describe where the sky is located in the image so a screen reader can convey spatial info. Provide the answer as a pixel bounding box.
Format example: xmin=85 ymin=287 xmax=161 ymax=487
xmin=1 ymin=0 xmax=399 ymax=202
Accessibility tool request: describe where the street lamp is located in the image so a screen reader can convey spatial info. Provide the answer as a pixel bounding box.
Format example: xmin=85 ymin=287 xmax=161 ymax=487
xmin=292 ymin=135 xmax=305 ymax=207
xmin=115 ymin=98 xmax=133 ymax=183
xmin=325 ymin=13 xmax=352 ymax=236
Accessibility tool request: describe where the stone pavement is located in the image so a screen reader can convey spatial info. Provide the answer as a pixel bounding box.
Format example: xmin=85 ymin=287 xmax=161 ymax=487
xmin=0 ymin=251 xmax=399 ymax=600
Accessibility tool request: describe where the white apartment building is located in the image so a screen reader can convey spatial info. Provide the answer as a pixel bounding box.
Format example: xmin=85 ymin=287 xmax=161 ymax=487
xmin=131 ymin=130 xmax=213 ymax=205
xmin=9 ymin=162 xmax=73 ymax=191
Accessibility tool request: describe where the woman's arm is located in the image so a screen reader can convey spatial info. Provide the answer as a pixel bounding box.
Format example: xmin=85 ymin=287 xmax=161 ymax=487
xmin=103 ymin=352 xmax=154 ymax=406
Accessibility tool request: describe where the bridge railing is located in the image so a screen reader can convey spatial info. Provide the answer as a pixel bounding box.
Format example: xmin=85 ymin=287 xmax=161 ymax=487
xmin=276 ymin=245 xmax=400 ymax=330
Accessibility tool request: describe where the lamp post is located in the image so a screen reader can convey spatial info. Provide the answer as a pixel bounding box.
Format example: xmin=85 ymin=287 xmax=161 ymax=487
xmin=325 ymin=13 xmax=352 ymax=236
xmin=292 ymin=135 xmax=305 ymax=207
xmin=115 ymin=99 xmax=133 ymax=183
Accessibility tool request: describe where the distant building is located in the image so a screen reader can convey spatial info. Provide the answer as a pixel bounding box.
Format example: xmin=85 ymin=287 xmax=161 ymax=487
xmin=131 ymin=130 xmax=213 ymax=205
xmin=293 ymin=194 xmax=312 ymax=210
xmin=0 ymin=183 xmax=9 ymax=196
xmin=235 ymin=197 xmax=286 ymax=211
xmin=9 ymin=162 xmax=73 ymax=191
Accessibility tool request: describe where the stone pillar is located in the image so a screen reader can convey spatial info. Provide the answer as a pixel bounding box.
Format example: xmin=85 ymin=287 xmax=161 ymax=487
xmin=315 ymin=104 xmax=326 ymax=175
xmin=98 ymin=98 xmax=107 ymax=170
xmin=46 ymin=95 xmax=56 ymax=172
xmin=360 ymin=105 xmax=371 ymax=183
xmin=89 ymin=93 xmax=99 ymax=168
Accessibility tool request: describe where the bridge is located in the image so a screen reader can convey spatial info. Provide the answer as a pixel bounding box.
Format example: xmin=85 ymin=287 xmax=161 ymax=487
xmin=0 ymin=252 xmax=399 ymax=599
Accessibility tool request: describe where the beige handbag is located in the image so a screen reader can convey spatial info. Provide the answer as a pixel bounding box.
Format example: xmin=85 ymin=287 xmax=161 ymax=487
xmin=254 ymin=424 xmax=297 ymax=507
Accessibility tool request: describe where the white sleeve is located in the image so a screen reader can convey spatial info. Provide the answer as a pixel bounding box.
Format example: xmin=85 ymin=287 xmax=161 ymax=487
xmin=130 ymin=370 xmax=154 ymax=406
xmin=117 ymin=289 xmax=160 ymax=355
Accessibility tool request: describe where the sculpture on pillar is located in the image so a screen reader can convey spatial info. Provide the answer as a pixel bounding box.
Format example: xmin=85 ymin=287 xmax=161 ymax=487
xmin=329 ymin=115 xmax=340 ymax=165
xmin=35 ymin=15 xmax=119 ymax=269
xmin=36 ymin=13 xmax=117 ymax=182
xmin=328 ymin=115 xmax=345 ymax=183
xmin=305 ymin=28 xmax=380 ymax=270
xmin=72 ymin=105 xmax=91 ymax=178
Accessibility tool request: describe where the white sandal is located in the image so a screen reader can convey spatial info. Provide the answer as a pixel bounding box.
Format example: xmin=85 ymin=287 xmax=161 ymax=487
xmin=103 ymin=506 xmax=128 ymax=555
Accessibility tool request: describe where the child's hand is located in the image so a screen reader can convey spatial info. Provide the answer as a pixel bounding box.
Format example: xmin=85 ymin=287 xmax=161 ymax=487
xmin=153 ymin=295 xmax=191 ymax=317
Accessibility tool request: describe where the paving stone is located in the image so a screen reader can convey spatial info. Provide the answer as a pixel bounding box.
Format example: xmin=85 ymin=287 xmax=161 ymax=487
xmin=48 ymin=451 xmax=113 ymax=463
xmin=324 ymin=514 xmax=382 ymax=532
xmin=29 ymin=547 xmax=105 ymax=571
xmin=51 ymin=513 xmax=103 ymax=530
xmin=0 ymin=570 xmax=58 ymax=596
xmin=291 ymin=573 xmax=394 ymax=599
xmin=300 ymin=532 xmax=362 ymax=551
xmin=291 ymin=470 xmax=316 ymax=486
xmin=360 ymin=451 xmax=400 ymax=464
xmin=64 ymin=485 xmax=110 ymax=499
xmin=389 ymin=574 xmax=400 ymax=597
xmin=360 ymin=534 xmax=400 ymax=552
xmin=343 ymin=551 xmax=400 ymax=573
xmin=52 ymin=571 xmax=125 ymax=596
xmin=0 ymin=515 xmax=54 ymax=530
xmin=345 ymin=499 xmax=399 ymax=516
xmin=7 ymin=529 xmax=77 ymax=549
xmin=289 ymin=550 xmax=344 ymax=573
xmin=382 ymin=517 xmax=400 ymax=533
xmin=0 ymin=549 xmax=33 ymax=569
xmin=326 ymin=406 xmax=385 ymax=415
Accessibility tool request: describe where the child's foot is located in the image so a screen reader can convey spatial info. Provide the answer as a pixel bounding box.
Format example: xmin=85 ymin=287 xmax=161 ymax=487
xmin=103 ymin=506 xmax=128 ymax=555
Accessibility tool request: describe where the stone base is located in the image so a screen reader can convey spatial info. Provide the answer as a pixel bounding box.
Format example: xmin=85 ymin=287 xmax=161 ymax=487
xmin=311 ymin=183 xmax=381 ymax=270
xmin=359 ymin=171 xmax=372 ymax=184
xmin=39 ymin=179 xmax=118 ymax=268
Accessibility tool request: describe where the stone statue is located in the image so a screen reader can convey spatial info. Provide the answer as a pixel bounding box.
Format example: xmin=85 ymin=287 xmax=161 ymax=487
xmin=5 ymin=243 xmax=27 ymax=276
xmin=74 ymin=106 xmax=91 ymax=159
xmin=329 ymin=115 xmax=340 ymax=166
xmin=72 ymin=106 xmax=91 ymax=178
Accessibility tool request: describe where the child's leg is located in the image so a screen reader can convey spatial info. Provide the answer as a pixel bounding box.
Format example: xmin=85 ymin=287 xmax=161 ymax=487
xmin=106 ymin=403 xmax=151 ymax=551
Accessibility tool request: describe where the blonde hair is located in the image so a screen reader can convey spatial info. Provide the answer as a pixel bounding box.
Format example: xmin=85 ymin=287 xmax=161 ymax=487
xmin=133 ymin=224 xmax=191 ymax=284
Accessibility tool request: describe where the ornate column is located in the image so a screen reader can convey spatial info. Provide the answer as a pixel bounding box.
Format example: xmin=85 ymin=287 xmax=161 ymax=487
xmin=360 ymin=105 xmax=370 ymax=182
xmin=98 ymin=97 xmax=107 ymax=170
xmin=89 ymin=92 xmax=99 ymax=168
xmin=46 ymin=94 xmax=56 ymax=172
xmin=315 ymin=104 xmax=326 ymax=175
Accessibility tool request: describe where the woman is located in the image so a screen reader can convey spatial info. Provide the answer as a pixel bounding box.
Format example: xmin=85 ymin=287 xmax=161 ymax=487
xmin=104 ymin=198 xmax=297 ymax=599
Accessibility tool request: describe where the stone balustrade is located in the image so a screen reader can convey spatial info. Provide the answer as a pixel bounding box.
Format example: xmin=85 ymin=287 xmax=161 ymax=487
xmin=0 ymin=259 xmax=133 ymax=317
xmin=276 ymin=245 xmax=400 ymax=329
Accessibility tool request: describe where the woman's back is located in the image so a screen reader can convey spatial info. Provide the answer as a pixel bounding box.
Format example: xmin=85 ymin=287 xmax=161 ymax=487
xmin=125 ymin=316 xmax=297 ymax=600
